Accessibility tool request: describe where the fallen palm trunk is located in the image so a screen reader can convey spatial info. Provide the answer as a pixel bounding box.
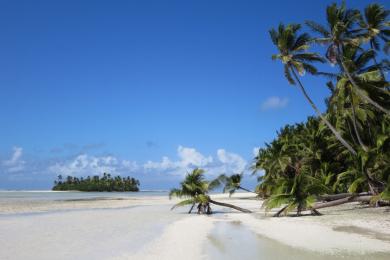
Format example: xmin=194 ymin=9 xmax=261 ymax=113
xmin=313 ymin=195 xmax=390 ymax=209
xmin=318 ymin=192 xmax=371 ymax=202
xmin=209 ymin=199 xmax=252 ymax=213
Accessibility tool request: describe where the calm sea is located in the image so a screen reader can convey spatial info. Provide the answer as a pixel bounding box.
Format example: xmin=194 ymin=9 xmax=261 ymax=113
xmin=0 ymin=190 xmax=168 ymax=202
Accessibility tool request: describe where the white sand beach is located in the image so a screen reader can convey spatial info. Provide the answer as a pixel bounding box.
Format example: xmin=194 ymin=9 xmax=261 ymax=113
xmin=0 ymin=192 xmax=389 ymax=260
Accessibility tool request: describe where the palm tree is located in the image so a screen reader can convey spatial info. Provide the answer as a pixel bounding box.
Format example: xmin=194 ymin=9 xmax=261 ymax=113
xmin=169 ymin=168 xmax=252 ymax=214
xmin=324 ymin=46 xmax=389 ymax=152
xmin=262 ymin=160 xmax=330 ymax=217
xmin=169 ymin=168 xmax=210 ymax=213
xmin=270 ymin=23 xmax=357 ymax=155
xmin=213 ymin=173 xmax=255 ymax=196
xmin=358 ymin=3 xmax=390 ymax=78
xmin=306 ymin=1 xmax=390 ymax=115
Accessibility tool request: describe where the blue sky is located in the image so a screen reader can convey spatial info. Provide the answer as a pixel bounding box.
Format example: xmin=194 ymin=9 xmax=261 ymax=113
xmin=0 ymin=0 xmax=387 ymax=189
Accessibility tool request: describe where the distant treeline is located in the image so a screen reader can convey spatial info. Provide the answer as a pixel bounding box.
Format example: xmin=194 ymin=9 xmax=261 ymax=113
xmin=52 ymin=173 xmax=140 ymax=192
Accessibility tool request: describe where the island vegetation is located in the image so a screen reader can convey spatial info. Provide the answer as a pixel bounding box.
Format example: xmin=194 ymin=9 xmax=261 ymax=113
xmin=170 ymin=1 xmax=390 ymax=217
xmin=52 ymin=173 xmax=140 ymax=192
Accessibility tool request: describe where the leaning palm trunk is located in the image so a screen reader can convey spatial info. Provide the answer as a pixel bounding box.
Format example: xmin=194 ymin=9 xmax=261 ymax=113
xmin=239 ymin=186 xmax=256 ymax=193
xmin=370 ymin=42 xmax=386 ymax=80
xmin=290 ymin=68 xmax=357 ymax=155
xmin=365 ymin=176 xmax=385 ymax=195
xmin=209 ymin=199 xmax=252 ymax=213
xmin=188 ymin=203 xmax=196 ymax=214
xmin=350 ymin=92 xmax=369 ymax=152
xmin=273 ymin=205 xmax=288 ymax=217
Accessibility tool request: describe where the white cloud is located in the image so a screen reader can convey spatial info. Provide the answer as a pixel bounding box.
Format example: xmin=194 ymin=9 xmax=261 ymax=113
xmin=122 ymin=160 xmax=139 ymax=171
xmin=143 ymin=146 xmax=213 ymax=174
xmin=252 ymin=147 xmax=260 ymax=157
xmin=261 ymin=96 xmax=289 ymax=110
xmin=144 ymin=156 xmax=175 ymax=170
xmin=48 ymin=154 xmax=138 ymax=177
xmin=2 ymin=147 xmax=25 ymax=173
xmin=143 ymin=146 xmax=247 ymax=177
xmin=216 ymin=149 xmax=246 ymax=173
xmin=177 ymin=146 xmax=213 ymax=167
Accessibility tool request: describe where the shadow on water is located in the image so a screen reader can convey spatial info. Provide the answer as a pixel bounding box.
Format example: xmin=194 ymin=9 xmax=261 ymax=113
xmin=205 ymin=221 xmax=390 ymax=260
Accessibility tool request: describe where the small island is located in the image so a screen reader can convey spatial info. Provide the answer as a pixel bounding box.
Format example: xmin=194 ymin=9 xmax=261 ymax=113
xmin=52 ymin=173 xmax=140 ymax=192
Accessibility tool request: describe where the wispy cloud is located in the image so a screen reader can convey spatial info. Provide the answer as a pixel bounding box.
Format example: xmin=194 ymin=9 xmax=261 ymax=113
xmin=261 ymin=96 xmax=289 ymax=111
xmin=2 ymin=147 xmax=25 ymax=173
xmin=48 ymin=154 xmax=139 ymax=177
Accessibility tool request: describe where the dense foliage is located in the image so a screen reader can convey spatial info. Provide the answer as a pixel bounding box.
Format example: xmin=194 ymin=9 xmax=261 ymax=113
xmin=52 ymin=173 xmax=140 ymax=192
xmin=253 ymin=1 xmax=390 ymax=216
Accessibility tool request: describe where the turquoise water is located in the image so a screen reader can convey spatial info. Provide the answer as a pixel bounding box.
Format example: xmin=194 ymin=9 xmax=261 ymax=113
xmin=0 ymin=190 xmax=168 ymax=201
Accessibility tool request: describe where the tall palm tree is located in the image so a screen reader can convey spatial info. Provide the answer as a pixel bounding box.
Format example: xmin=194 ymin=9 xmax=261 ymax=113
xmin=169 ymin=168 xmax=252 ymax=214
xmin=324 ymin=46 xmax=390 ymax=152
xmin=270 ymin=23 xmax=357 ymax=155
xmin=306 ymin=1 xmax=390 ymax=115
xmin=358 ymin=3 xmax=390 ymax=78
xmin=213 ymin=173 xmax=255 ymax=196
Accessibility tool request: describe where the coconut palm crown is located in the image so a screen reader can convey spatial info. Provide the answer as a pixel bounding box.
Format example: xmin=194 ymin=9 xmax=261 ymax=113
xmin=306 ymin=1 xmax=390 ymax=115
xmin=359 ymin=3 xmax=390 ymax=52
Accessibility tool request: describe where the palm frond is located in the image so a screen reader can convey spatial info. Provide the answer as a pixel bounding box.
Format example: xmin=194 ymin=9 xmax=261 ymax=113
xmin=262 ymin=193 xmax=292 ymax=210
xmin=169 ymin=188 xmax=183 ymax=199
xmin=305 ymin=20 xmax=330 ymax=38
xmin=171 ymin=199 xmax=195 ymax=210
xmin=284 ymin=65 xmax=295 ymax=85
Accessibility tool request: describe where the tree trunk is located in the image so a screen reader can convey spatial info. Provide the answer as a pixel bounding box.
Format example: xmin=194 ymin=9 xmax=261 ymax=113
xmin=312 ymin=195 xmax=390 ymax=211
xmin=313 ymin=196 xmax=357 ymax=209
xmin=370 ymin=42 xmax=386 ymax=80
xmin=318 ymin=192 xmax=370 ymax=202
xmin=346 ymin=120 xmax=358 ymax=146
xmin=311 ymin=208 xmax=322 ymax=216
xmin=290 ymin=68 xmax=357 ymax=155
xmin=209 ymin=199 xmax=252 ymax=213
xmin=188 ymin=203 xmax=196 ymax=214
xmin=312 ymin=195 xmax=382 ymax=210
xmin=239 ymin=186 xmax=256 ymax=193
xmin=273 ymin=205 xmax=288 ymax=217
xmin=349 ymin=91 xmax=368 ymax=152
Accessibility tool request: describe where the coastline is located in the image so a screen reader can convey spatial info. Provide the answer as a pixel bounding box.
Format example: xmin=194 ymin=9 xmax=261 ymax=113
xmin=0 ymin=192 xmax=389 ymax=259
